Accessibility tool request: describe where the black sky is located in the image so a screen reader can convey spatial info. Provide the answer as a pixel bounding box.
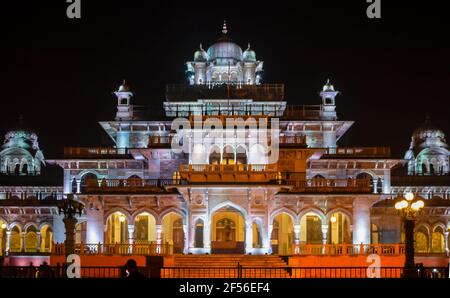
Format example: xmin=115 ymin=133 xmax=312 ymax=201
xmin=1 ymin=0 xmax=449 ymax=158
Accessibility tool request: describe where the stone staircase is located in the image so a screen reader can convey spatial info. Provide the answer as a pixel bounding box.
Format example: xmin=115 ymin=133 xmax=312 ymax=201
xmin=162 ymin=255 xmax=291 ymax=278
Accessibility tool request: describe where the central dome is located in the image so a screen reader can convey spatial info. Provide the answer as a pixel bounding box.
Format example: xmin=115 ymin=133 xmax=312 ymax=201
xmin=207 ymin=37 xmax=243 ymax=62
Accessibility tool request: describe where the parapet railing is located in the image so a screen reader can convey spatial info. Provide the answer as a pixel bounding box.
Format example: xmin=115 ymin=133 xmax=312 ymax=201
xmin=83 ymin=178 xmax=186 ymax=193
xmin=292 ymin=244 xmax=405 ymax=255
xmin=323 ymin=147 xmax=391 ymax=157
xmin=165 ymin=83 xmax=285 ymax=101
xmin=179 ymin=164 xmax=277 ymax=173
xmin=52 ymin=242 xmax=173 ymax=256
xmin=279 ymin=177 xmax=372 ymax=193
xmin=64 ymin=147 xmax=131 ymax=157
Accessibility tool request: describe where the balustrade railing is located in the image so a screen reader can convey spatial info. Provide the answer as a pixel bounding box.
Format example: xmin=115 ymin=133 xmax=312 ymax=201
xmin=280 ymin=177 xmax=372 ymax=193
xmin=179 ymin=164 xmax=277 ymax=173
xmin=83 ymin=178 xmax=186 ymax=193
xmin=52 ymin=242 xmax=172 ymax=256
xmin=293 ymin=244 xmax=405 ymax=255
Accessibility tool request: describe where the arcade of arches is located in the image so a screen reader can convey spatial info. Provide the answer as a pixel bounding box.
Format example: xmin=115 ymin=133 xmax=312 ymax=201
xmin=0 ymin=221 xmax=53 ymax=255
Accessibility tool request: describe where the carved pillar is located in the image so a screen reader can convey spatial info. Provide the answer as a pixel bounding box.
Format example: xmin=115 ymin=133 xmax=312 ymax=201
xmin=372 ymin=178 xmax=378 ymax=194
xmin=245 ymin=221 xmax=253 ymax=254
xmin=383 ymin=169 xmax=391 ymax=194
xmin=321 ymin=224 xmax=328 ymax=254
xmin=21 ymin=232 xmax=26 ymax=252
xmin=203 ymin=220 xmax=211 ymax=253
xmin=76 ymin=179 xmax=81 ymax=194
xmin=268 ymin=224 xmax=273 ymax=254
xmin=127 ymin=224 xmax=134 ymax=246
xmin=183 ymin=223 xmax=188 ymax=254
xmin=156 ymin=224 xmax=162 ymax=253
xmin=444 ymin=231 xmax=449 ymax=257
xmin=5 ymin=231 xmax=11 ymax=254
xmin=294 ymin=224 xmax=300 ymax=254
xmin=36 ymin=232 xmax=41 ymax=252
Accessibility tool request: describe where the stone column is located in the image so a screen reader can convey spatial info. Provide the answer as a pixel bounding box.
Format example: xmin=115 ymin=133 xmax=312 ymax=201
xmin=203 ymin=220 xmax=211 ymax=254
xmin=21 ymin=232 xmax=26 ymax=252
xmin=372 ymin=178 xmax=378 ymax=194
xmin=183 ymin=223 xmax=188 ymax=254
xmin=321 ymin=224 xmax=328 ymax=254
xmin=245 ymin=221 xmax=253 ymax=254
xmin=294 ymin=224 xmax=300 ymax=254
xmin=76 ymin=179 xmax=81 ymax=194
xmin=156 ymin=224 xmax=162 ymax=253
xmin=5 ymin=231 xmax=11 ymax=254
xmin=352 ymin=197 xmax=372 ymax=245
xmin=127 ymin=224 xmax=134 ymax=245
xmin=36 ymin=232 xmax=41 ymax=252
xmin=444 ymin=231 xmax=449 ymax=257
xmin=383 ymin=169 xmax=391 ymax=194
xmin=268 ymin=224 xmax=273 ymax=254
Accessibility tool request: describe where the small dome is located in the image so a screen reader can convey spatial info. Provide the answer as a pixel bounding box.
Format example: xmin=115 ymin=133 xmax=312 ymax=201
xmin=194 ymin=44 xmax=208 ymax=62
xmin=118 ymin=80 xmax=130 ymax=92
xmin=322 ymin=79 xmax=335 ymax=92
xmin=243 ymin=43 xmax=256 ymax=62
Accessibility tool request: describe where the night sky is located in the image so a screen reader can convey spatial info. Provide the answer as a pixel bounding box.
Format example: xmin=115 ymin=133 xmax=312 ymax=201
xmin=1 ymin=0 xmax=449 ymax=158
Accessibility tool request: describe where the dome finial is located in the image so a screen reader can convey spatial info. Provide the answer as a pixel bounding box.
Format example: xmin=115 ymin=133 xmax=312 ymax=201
xmin=222 ymin=20 xmax=228 ymax=34
xmin=199 ymin=43 xmax=204 ymax=51
xmin=247 ymin=43 xmax=251 ymax=50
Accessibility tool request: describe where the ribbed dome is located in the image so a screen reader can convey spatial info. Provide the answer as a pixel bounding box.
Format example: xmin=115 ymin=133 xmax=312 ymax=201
xmin=410 ymin=116 xmax=448 ymax=150
xmin=207 ymin=36 xmax=243 ymax=63
xmin=412 ymin=117 xmax=445 ymax=141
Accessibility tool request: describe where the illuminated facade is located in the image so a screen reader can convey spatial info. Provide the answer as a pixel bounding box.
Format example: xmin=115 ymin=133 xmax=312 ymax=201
xmin=1 ymin=24 xmax=449 ymax=259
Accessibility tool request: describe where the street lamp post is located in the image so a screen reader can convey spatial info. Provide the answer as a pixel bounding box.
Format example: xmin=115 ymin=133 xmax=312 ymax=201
xmin=395 ymin=192 xmax=425 ymax=278
xmin=58 ymin=194 xmax=84 ymax=257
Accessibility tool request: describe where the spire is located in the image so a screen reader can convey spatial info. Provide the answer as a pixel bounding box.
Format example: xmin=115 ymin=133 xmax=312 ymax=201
xmin=323 ymin=78 xmax=335 ymax=92
xmin=222 ymin=20 xmax=228 ymax=34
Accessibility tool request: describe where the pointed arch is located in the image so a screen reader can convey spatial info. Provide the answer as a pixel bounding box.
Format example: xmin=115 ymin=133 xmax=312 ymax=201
xmin=269 ymin=207 xmax=297 ymax=224
xmin=210 ymin=201 xmax=248 ymax=220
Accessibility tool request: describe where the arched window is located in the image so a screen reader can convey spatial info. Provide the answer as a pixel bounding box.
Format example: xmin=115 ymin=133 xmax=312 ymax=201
xmin=80 ymin=173 xmax=98 ymax=192
xmin=10 ymin=226 xmax=22 ymax=252
xmin=415 ymin=226 xmax=429 ymax=253
xmin=25 ymin=226 xmax=38 ymax=252
xmin=299 ymin=212 xmax=323 ymax=244
xmin=40 ymin=225 xmax=53 ymax=252
xmin=431 ymin=226 xmax=445 ymax=253
xmin=106 ymin=212 xmax=128 ymax=244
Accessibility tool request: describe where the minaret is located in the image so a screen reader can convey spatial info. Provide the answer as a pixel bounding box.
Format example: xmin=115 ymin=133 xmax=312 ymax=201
xmin=114 ymin=80 xmax=134 ymax=121
xmin=320 ymin=79 xmax=339 ymax=120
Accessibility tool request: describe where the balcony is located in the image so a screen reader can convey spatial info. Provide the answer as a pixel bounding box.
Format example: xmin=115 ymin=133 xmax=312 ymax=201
xmin=323 ymin=147 xmax=391 ymax=158
xmin=63 ymin=147 xmax=131 ymax=158
xmin=279 ymin=136 xmax=307 ymax=147
xmin=179 ymin=164 xmax=278 ymax=183
xmin=82 ymin=178 xmax=185 ymax=194
xmin=165 ymin=84 xmax=284 ymax=101
xmin=279 ymin=176 xmax=372 ymax=193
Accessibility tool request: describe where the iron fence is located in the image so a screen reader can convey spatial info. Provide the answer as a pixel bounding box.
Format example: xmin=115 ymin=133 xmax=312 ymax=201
xmin=0 ymin=265 xmax=447 ymax=279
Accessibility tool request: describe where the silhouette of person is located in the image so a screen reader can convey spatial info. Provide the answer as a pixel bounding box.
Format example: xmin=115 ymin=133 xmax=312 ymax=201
xmin=122 ymin=259 xmax=144 ymax=279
